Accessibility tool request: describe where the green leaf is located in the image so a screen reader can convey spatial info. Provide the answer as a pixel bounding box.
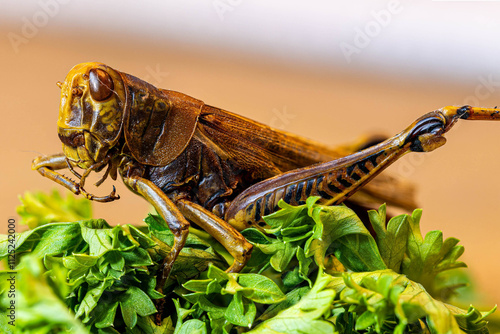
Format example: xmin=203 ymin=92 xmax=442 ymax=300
xmin=120 ymin=299 xmax=138 ymax=329
xmin=177 ymin=319 xmax=207 ymax=334
xmin=281 ymin=225 xmax=314 ymax=243
xmin=367 ymin=203 xmax=387 ymax=238
xmin=355 ymin=310 xmax=377 ymax=330
xmin=250 ymin=272 xmax=336 ymax=333
xmin=135 ymin=315 xmax=175 ymax=334
xmin=251 ymin=318 xmax=335 ymax=334
xmin=307 ymin=204 xmax=386 ymax=271
xmin=282 ymin=266 xmax=304 ymax=290
xmin=399 ymin=278 xmax=461 ymax=333
xmin=296 ymin=247 xmax=313 ymax=286
xmin=126 ymin=224 xmax=158 ymax=249
xmin=173 ymin=299 xmax=197 ymax=334
xmin=263 ymin=200 xmax=309 ymax=231
xmin=119 ymin=286 xmax=157 ymax=328
xmin=0 ymin=222 xmax=83 ymax=260
xmin=76 ymin=279 xmax=114 ymax=322
xmin=94 ymin=301 xmax=119 ymax=328
xmin=63 ymin=253 xmax=98 ymax=270
xmin=17 ymin=190 xmax=92 ymax=229
xmin=368 ymin=204 xmax=409 ymax=272
xmin=446 ymin=304 xmax=497 ymax=333
xmin=241 ymin=228 xmax=273 ymax=245
xmin=80 ymin=221 xmax=114 ymax=257
xmin=258 ymin=286 xmax=310 ymax=322
xmin=170 ymin=247 xmax=225 ymax=280
xmin=259 ymin=241 xmax=297 ymax=272
xmin=238 ymin=273 xmax=286 ymax=304
xmin=121 ymin=247 xmax=154 ymax=267
xmin=334 ymin=233 xmax=387 ymax=272
xmin=183 ymin=279 xmax=213 ymax=293
xmin=184 ymin=293 xmax=233 ymax=334
xmin=225 ymin=292 xmax=257 ymax=327
xmin=186 ymin=294 xmax=225 ymax=314
xmin=402 ymin=209 xmax=467 ymax=297
xmin=340 ymin=273 xmax=406 ymax=332
xmin=106 ymin=251 xmax=125 ymax=271
xmin=186 ymin=265 xmax=285 ymax=307
xmin=207 ymin=263 xmax=230 ymax=281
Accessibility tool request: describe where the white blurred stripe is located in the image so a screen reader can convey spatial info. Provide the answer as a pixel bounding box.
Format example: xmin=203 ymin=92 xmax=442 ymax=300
xmin=1 ymin=0 xmax=500 ymax=80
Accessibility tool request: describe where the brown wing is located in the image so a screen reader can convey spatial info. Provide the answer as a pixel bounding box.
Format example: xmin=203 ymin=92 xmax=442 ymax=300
xmin=197 ymin=105 xmax=417 ymax=211
xmin=197 ymin=105 xmax=343 ymax=174
xmin=123 ymin=76 xmax=202 ymax=167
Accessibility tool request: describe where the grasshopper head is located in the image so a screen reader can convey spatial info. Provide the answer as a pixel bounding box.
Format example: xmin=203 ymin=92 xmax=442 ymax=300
xmin=57 ymin=62 xmax=127 ymax=169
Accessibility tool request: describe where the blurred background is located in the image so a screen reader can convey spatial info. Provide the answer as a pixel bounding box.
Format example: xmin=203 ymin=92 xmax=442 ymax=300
xmin=1 ymin=0 xmax=500 ymax=306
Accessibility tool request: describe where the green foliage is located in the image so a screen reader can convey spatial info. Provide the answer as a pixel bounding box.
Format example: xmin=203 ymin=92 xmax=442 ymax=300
xmin=242 ymin=197 xmax=386 ymax=289
xmin=1 ymin=191 xmax=495 ymax=333
xmin=17 ymin=190 xmax=92 ymax=229
xmin=250 ymin=271 xmax=336 ymax=333
xmin=183 ymin=264 xmax=285 ymax=329
xmin=401 ymin=208 xmax=467 ymax=296
xmin=0 ymin=255 xmax=89 ymax=334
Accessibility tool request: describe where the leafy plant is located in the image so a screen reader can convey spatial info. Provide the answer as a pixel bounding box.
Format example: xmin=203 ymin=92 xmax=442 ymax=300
xmin=0 ymin=191 xmax=496 ymax=333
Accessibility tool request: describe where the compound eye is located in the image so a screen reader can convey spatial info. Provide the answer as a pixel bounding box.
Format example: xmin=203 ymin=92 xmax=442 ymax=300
xmin=89 ymin=68 xmax=114 ymax=101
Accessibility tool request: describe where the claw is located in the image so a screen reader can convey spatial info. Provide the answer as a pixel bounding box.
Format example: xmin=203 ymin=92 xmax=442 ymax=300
xmin=79 ymin=185 xmax=120 ymax=203
xmin=61 ymin=150 xmax=119 ymax=201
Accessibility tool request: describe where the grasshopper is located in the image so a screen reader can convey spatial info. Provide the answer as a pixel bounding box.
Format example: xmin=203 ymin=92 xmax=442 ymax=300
xmin=32 ymin=62 xmax=500 ymax=306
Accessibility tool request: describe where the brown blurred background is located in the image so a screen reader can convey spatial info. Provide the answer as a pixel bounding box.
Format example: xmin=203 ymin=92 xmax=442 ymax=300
xmin=1 ymin=1 xmax=500 ymax=306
